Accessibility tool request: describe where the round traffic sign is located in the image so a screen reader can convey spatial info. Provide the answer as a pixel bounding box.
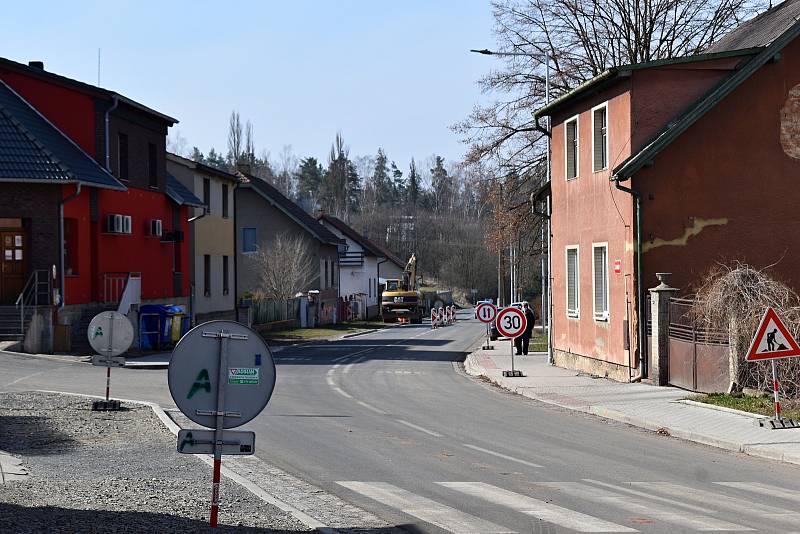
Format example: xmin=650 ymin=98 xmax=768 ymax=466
xmin=168 ymin=321 xmax=276 ymax=429
xmin=496 ymin=307 xmax=527 ymax=338
xmin=88 ymin=311 xmax=134 ymax=356
xmin=475 ymin=302 xmax=497 ymax=324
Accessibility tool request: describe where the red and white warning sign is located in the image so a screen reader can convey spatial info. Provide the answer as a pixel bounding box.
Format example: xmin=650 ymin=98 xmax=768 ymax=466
xmin=475 ymin=302 xmax=497 ymax=324
xmin=746 ymin=307 xmax=800 ymax=362
xmin=614 ymin=259 xmax=622 ymax=274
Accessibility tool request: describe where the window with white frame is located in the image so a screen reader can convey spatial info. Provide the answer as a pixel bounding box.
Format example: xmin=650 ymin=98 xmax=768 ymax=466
xmin=566 ymin=246 xmax=579 ymax=317
xmin=592 ymin=104 xmax=608 ymax=171
xmin=565 ymin=116 xmax=579 ymax=180
xmin=592 ymin=244 xmax=609 ymax=320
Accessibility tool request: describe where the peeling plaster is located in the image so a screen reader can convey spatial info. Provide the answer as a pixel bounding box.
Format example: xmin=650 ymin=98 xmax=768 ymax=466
xmin=780 ymin=84 xmax=800 ymax=160
xmin=643 ymin=217 xmax=729 ymax=253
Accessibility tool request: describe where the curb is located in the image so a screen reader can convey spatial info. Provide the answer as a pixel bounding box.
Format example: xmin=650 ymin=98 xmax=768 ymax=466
xmin=462 ymin=354 xmax=800 ymax=467
xmin=676 ymin=399 xmax=769 ymax=420
xmin=340 ymin=328 xmax=379 ymax=339
xmin=34 ymin=389 xmax=340 ymax=532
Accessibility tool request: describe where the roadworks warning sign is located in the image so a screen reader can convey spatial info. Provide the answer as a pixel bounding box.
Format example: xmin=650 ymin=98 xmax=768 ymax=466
xmin=746 ymin=307 xmax=800 ymax=361
xmin=228 ymin=367 xmax=260 ymax=385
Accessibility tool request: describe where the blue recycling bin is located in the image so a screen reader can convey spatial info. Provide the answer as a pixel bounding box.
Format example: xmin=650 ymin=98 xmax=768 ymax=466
xmin=139 ymin=304 xmax=188 ymax=350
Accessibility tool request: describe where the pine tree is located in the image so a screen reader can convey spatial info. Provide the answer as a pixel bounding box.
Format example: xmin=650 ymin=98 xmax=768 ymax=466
xmin=371 ymin=149 xmax=393 ymax=205
xmin=295 ymin=157 xmax=323 ymax=204
xmin=430 ymin=155 xmax=451 ymax=212
xmin=408 ymin=158 xmax=420 ymax=207
xmin=390 ymin=161 xmax=405 ymax=204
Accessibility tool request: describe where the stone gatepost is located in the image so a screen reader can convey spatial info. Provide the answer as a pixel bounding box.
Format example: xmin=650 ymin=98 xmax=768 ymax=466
xmin=649 ymin=273 xmax=678 ymax=386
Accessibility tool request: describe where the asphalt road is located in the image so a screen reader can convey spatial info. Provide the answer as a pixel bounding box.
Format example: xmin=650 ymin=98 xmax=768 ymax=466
xmin=4 ymin=311 xmax=800 ymax=533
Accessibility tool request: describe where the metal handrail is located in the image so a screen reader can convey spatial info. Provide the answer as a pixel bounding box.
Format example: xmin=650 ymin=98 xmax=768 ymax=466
xmin=15 ymin=269 xmax=51 ymax=336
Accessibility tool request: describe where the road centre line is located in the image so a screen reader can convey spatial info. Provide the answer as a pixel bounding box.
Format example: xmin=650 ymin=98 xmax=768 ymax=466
xmin=395 ymin=419 xmax=443 ymax=438
xmin=461 ymin=444 xmax=543 ymax=468
xmin=439 ymin=482 xmax=635 ymax=533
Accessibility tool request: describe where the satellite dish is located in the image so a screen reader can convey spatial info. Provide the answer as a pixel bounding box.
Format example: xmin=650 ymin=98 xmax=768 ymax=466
xmin=87 ymin=311 xmax=134 ymax=357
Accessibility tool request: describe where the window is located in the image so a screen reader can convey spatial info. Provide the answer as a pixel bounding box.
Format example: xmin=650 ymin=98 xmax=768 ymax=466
xmin=592 ymin=104 xmax=608 ymax=171
xmin=222 ymin=255 xmax=229 ymax=295
xmin=204 ymin=254 xmax=211 ymax=297
xmin=148 ymin=143 xmax=158 ymax=188
xmin=331 ymin=261 xmax=335 ymax=286
xmin=203 ymin=178 xmax=211 ymax=213
xmin=117 ymin=133 xmax=129 ymax=180
xmin=565 ymin=116 xmax=579 ymax=180
xmin=566 ymin=246 xmax=579 ymax=317
xmin=368 ymin=277 xmax=372 ymax=298
xmin=242 ymin=228 xmax=257 ymax=253
xmin=592 ymin=243 xmax=609 ymax=320
xmin=324 ymin=260 xmax=329 ymax=289
xmin=222 ymin=184 xmax=229 ymax=218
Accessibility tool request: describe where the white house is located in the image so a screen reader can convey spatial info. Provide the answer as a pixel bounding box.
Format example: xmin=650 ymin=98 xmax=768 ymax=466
xmin=317 ymin=214 xmax=385 ymax=319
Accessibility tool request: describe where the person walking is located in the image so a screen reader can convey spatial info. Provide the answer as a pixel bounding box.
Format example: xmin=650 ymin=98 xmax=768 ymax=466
xmin=520 ymin=301 xmax=536 ymax=355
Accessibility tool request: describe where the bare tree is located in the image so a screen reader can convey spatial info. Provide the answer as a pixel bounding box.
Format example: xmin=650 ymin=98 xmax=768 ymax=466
xmin=227 ymin=110 xmax=243 ymax=167
xmin=251 ymin=233 xmax=317 ymax=300
xmin=244 ymin=120 xmax=255 ymax=167
xmin=454 ymin=0 xmax=766 ymax=176
xmin=167 ymin=130 xmax=188 ymax=156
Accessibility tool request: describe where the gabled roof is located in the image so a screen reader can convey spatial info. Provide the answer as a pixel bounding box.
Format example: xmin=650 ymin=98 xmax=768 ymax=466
xmin=614 ymin=18 xmax=800 ymax=180
xmin=0 ymin=79 xmax=125 ymax=190
xmin=166 ymin=173 xmax=204 ymax=207
xmin=370 ymin=240 xmax=405 ymax=270
xmin=707 ymin=0 xmax=800 ymax=53
xmin=239 ymin=174 xmax=342 ymax=246
xmin=533 ymin=48 xmax=759 ymax=120
xmin=166 ymin=152 xmax=239 ymax=183
xmin=0 ymin=57 xmax=177 ymax=125
xmin=317 ymin=214 xmax=384 ymax=257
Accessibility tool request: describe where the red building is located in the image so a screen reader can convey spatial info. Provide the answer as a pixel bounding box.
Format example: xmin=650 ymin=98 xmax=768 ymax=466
xmin=0 ymin=58 xmax=200 ymax=351
xmin=534 ymin=2 xmax=800 ymax=381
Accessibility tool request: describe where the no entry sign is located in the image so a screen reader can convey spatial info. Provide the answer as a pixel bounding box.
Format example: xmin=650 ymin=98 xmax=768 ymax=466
xmin=476 ymin=302 xmax=497 ymax=324
xmin=496 ymin=307 xmax=527 ymax=338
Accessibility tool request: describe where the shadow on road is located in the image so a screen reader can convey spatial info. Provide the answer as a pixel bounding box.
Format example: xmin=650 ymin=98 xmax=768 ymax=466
xmin=0 ymin=502 xmax=426 ymax=533
xmin=0 ymin=415 xmax=79 ymax=456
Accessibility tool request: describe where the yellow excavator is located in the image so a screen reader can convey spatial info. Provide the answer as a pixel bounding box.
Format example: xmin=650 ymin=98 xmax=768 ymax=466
xmin=381 ymin=253 xmax=424 ymax=324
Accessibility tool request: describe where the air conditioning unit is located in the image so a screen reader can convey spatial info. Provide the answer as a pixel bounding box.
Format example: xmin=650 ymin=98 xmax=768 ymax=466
xmin=122 ymin=215 xmax=132 ymax=235
xmin=106 ymin=214 xmax=123 ymax=233
xmin=150 ymin=219 xmax=163 ymax=237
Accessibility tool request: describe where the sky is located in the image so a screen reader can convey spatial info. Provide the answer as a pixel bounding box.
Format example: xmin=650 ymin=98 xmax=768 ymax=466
xmin=3 ymin=1 xmax=497 ymax=171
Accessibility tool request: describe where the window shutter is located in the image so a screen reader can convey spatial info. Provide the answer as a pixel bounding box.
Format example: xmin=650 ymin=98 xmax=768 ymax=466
xmin=566 ymin=121 xmax=577 ymax=179
xmin=593 ymin=246 xmax=607 ymax=318
xmin=567 ymin=248 xmax=578 ymax=315
xmin=593 ymin=108 xmax=607 ymax=171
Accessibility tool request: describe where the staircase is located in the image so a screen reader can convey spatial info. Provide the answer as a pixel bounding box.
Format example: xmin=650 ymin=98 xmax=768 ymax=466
xmin=0 ymin=305 xmax=33 ymax=341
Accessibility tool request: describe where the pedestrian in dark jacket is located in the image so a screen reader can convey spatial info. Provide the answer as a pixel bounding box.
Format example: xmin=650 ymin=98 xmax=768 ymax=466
xmin=520 ymin=301 xmax=536 ymax=355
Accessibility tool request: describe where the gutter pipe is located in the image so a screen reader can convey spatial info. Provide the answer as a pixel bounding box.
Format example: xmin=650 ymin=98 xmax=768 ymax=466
xmin=59 ymin=183 xmax=82 ymax=309
xmin=614 ymin=177 xmax=645 ymax=381
xmin=104 ymin=96 xmax=119 ymax=170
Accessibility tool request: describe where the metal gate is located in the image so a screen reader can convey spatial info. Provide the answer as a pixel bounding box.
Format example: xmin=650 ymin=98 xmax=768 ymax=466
xmin=668 ymin=297 xmax=729 ymax=393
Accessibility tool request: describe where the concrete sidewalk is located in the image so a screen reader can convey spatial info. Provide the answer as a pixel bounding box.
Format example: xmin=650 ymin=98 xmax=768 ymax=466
xmin=465 ymin=339 xmax=800 ymax=466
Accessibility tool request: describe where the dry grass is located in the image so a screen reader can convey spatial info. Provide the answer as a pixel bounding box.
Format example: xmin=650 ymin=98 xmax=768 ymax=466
xmin=691 ymin=262 xmax=800 ymax=398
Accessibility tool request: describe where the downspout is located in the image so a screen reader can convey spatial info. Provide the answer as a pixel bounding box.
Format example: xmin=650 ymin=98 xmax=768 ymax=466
xmin=614 ymin=176 xmax=645 ymax=382
xmin=104 ymin=96 xmax=119 ymax=170
xmin=59 ymin=183 xmax=82 ymax=309
xmin=186 ymin=206 xmax=206 ymax=327
xmin=532 ymin=194 xmax=552 ymax=365
xmin=233 ymin=183 xmax=239 ymax=323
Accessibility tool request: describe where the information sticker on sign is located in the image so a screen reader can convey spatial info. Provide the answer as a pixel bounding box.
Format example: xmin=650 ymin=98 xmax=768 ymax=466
xmin=228 ymin=367 xmax=259 ymax=385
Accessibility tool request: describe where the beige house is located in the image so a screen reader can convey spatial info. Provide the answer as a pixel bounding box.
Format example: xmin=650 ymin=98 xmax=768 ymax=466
xmin=167 ymin=154 xmax=238 ymax=323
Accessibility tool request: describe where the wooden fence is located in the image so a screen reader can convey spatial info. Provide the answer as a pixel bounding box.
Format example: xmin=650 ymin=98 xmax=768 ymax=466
xmin=250 ymin=297 xmax=300 ymax=325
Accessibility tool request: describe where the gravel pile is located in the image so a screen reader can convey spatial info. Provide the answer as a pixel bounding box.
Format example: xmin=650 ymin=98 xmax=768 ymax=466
xmin=0 ymin=392 xmax=313 ymax=533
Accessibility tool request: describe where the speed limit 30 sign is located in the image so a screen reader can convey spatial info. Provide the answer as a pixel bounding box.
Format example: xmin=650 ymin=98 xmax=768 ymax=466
xmin=475 ymin=302 xmax=497 ymax=324
xmin=496 ymin=307 xmax=527 ymax=338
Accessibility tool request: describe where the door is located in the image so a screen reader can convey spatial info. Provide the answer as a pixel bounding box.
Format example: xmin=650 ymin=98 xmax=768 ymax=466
xmin=1 ymin=231 xmax=26 ymax=303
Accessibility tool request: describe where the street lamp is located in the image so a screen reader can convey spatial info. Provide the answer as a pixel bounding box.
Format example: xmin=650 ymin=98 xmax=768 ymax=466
xmin=471 ymin=47 xmax=552 ymax=361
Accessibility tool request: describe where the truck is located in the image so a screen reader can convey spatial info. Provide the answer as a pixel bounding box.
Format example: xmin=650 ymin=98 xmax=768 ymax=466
xmin=380 ymin=253 xmax=424 ymax=324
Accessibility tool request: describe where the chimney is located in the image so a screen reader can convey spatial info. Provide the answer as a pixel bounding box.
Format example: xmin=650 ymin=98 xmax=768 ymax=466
xmin=236 ymin=162 xmax=251 ymax=175
xmin=28 ymin=61 xmax=44 ymax=70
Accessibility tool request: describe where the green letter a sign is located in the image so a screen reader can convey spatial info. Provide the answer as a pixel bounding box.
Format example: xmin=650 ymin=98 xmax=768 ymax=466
xmin=188 ymin=369 xmax=211 ymax=399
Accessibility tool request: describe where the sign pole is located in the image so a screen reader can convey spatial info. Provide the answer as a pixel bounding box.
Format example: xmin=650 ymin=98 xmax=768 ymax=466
xmin=210 ymin=329 xmax=230 ymax=529
xmin=772 ymin=359 xmax=781 ymax=422
xmin=106 ymin=314 xmax=115 ymax=402
xmin=510 ymin=335 xmax=516 ymax=375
